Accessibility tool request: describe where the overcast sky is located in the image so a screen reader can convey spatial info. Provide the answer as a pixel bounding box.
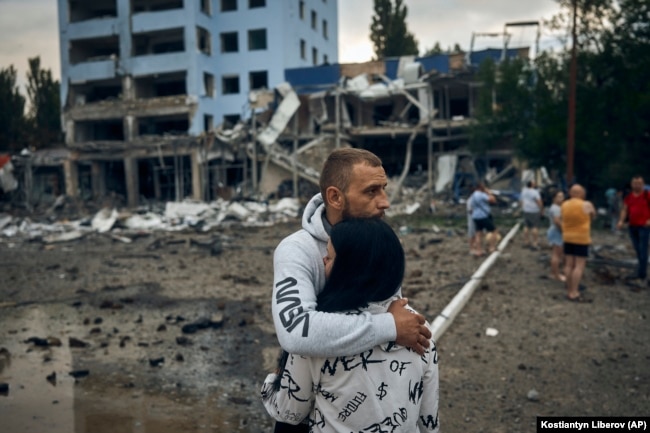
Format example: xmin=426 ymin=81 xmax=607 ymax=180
xmin=0 ymin=0 xmax=564 ymax=91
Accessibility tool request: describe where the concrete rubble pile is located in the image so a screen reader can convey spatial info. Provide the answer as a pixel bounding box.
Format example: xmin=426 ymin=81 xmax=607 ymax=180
xmin=0 ymin=197 xmax=302 ymax=244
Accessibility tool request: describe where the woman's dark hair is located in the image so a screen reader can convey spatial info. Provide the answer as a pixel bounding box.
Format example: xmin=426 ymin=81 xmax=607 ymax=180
xmin=316 ymin=218 xmax=405 ymax=313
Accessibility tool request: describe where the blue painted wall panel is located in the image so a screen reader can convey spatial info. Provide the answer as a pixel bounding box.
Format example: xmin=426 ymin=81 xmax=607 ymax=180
xmin=284 ymin=64 xmax=340 ymax=92
xmin=66 ymin=18 xmax=118 ymax=39
xmin=417 ymin=54 xmax=449 ymax=74
xmin=469 ymin=48 xmax=523 ymax=66
xmin=68 ymin=61 xmax=116 ymax=83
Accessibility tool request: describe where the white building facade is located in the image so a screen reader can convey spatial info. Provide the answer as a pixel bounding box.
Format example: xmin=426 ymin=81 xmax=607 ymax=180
xmin=57 ymin=0 xmax=338 ymax=143
xmin=55 ymin=0 xmax=337 ymax=207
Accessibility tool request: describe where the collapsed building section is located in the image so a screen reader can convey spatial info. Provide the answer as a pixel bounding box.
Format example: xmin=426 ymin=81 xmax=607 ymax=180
xmin=244 ymin=47 xmax=537 ymax=204
xmin=250 ymin=52 xmax=520 ymax=203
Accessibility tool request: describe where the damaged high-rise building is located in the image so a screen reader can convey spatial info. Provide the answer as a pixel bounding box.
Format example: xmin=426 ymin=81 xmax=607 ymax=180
xmin=57 ymin=0 xmax=338 ymax=207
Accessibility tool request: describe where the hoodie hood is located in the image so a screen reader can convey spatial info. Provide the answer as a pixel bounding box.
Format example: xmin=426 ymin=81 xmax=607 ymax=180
xmin=358 ymin=295 xmax=409 ymax=353
xmin=302 ymin=193 xmax=329 ymax=244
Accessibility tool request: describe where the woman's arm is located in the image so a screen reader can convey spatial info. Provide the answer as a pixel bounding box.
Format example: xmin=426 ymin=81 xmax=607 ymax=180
xmin=261 ymin=354 xmax=315 ymax=424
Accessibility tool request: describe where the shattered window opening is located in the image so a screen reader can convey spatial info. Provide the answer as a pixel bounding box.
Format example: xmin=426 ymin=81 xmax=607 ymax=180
xmin=134 ymin=72 xmax=186 ymax=98
xmin=204 ymin=114 xmax=214 ymax=132
xmin=249 ymin=70 xmax=268 ymax=90
xmin=69 ymin=35 xmax=119 ymax=65
xmin=204 ymin=72 xmax=215 ymax=97
xmin=299 ymin=0 xmax=305 ymax=19
xmin=144 ymin=156 xmax=192 ymax=201
xmin=200 ymin=0 xmax=211 ymax=15
xmin=248 ymin=28 xmax=267 ymax=51
xmin=311 ymin=10 xmax=317 ymax=30
xmin=131 ymin=0 xmax=183 ymax=13
xmin=222 ymin=75 xmax=240 ymax=94
xmin=312 ymin=47 xmax=318 ymax=66
xmin=70 ymin=78 xmax=122 ymax=105
xmin=221 ymin=32 xmax=239 ymax=53
xmin=137 ymin=115 xmax=189 ymax=136
xmin=300 ymin=39 xmax=306 ymax=59
xmin=197 ymin=26 xmax=212 ymax=55
xmin=132 ymin=28 xmax=185 ymax=56
xmin=221 ymin=0 xmax=237 ymax=12
xmin=223 ymin=114 xmax=241 ymax=128
xmin=249 ymin=0 xmax=265 ymax=8
xmin=68 ymin=0 xmax=117 ymax=23
xmin=75 ymin=119 xmax=124 ymax=142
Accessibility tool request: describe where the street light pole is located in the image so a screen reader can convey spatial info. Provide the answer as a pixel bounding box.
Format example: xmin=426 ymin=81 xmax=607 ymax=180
xmin=566 ymin=0 xmax=578 ymax=186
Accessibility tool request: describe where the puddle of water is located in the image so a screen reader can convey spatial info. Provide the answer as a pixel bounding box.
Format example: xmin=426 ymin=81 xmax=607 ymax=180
xmin=73 ymin=392 xmax=231 ymax=433
xmin=0 ymin=306 xmax=75 ymax=433
xmin=1 ymin=305 xmax=274 ymax=433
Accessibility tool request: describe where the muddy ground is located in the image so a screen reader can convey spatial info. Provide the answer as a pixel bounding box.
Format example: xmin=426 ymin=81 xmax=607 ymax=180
xmin=0 ymin=209 xmax=649 ymax=433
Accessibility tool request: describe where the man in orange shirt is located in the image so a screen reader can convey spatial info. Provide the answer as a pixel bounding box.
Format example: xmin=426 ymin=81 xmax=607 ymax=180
xmin=617 ymin=176 xmax=650 ymax=286
xmin=561 ymin=184 xmax=596 ymax=302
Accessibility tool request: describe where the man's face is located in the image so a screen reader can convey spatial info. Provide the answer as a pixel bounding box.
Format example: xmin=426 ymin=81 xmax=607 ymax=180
xmin=341 ymin=163 xmax=390 ymax=219
xmin=631 ymin=178 xmax=645 ymax=193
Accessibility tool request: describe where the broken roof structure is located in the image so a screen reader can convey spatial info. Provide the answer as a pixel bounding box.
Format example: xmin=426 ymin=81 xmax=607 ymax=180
xmin=253 ymin=48 xmax=532 ymax=203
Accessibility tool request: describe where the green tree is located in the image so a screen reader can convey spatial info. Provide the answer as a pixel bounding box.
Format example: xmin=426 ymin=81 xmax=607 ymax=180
xmin=422 ymin=42 xmax=443 ymax=56
xmin=525 ymin=51 xmax=569 ymax=170
xmin=470 ymin=57 xmax=500 ymax=154
xmin=472 ymin=0 xmax=650 ymax=195
xmin=422 ymin=42 xmax=463 ymax=56
xmin=369 ymin=0 xmax=419 ymax=59
xmin=591 ymin=0 xmax=650 ymax=187
xmin=25 ymin=56 xmax=61 ymax=148
xmin=0 ymin=65 xmax=26 ymax=151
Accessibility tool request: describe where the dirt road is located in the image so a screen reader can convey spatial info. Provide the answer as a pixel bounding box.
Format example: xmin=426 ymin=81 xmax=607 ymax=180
xmin=1 ymin=215 xmax=648 ymax=432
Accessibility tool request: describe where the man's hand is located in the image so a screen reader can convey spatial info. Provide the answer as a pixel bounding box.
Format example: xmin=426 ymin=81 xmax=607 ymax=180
xmin=388 ymin=298 xmax=432 ymax=355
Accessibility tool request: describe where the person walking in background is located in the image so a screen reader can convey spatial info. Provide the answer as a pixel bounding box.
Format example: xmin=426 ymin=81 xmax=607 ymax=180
xmin=520 ymin=180 xmax=544 ymax=249
xmin=561 ymin=184 xmax=596 ymax=302
xmin=617 ymin=175 xmax=650 ymax=287
xmin=262 ymin=218 xmax=439 ymax=432
xmin=605 ymin=187 xmax=622 ymax=233
xmin=467 ymin=185 xmax=479 ymax=256
xmin=547 ymin=190 xmax=565 ymax=282
xmin=469 ymin=182 xmax=499 ymax=255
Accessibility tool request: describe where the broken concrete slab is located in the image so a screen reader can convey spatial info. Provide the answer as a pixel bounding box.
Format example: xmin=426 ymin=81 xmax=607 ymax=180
xmin=164 ymin=201 xmax=211 ymax=221
xmin=42 ymin=230 xmax=86 ymax=244
xmin=91 ymin=208 xmax=118 ymax=233
xmin=257 ymin=85 xmax=301 ymax=148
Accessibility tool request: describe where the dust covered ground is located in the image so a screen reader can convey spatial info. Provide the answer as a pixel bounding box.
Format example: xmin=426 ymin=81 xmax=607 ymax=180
xmin=0 ymin=210 xmax=649 ymax=432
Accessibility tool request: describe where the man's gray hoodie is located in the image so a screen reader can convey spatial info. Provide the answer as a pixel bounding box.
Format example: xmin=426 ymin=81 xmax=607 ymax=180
xmin=272 ymin=193 xmax=397 ymax=357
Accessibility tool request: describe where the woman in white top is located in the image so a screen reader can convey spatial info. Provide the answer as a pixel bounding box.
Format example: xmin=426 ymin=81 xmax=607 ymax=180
xmin=547 ymin=190 xmax=566 ymax=281
xmin=261 ymin=218 xmax=439 ymax=432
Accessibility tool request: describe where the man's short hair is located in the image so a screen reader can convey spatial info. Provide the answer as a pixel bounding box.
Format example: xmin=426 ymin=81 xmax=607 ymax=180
xmin=319 ymin=148 xmax=382 ymax=198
